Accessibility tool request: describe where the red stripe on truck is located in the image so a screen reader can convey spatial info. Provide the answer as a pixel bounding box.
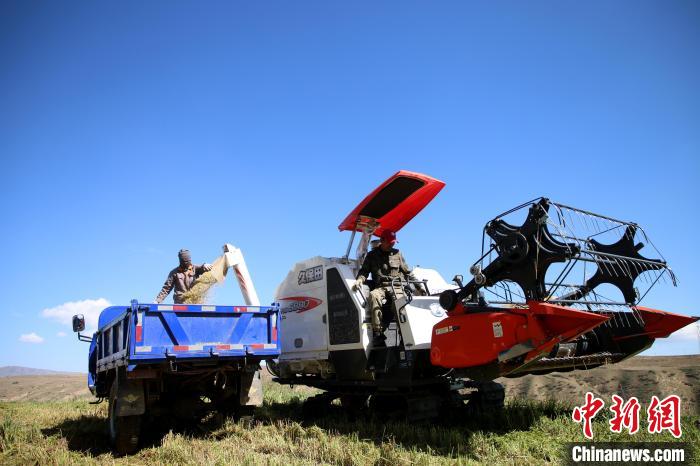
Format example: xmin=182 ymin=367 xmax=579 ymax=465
xmin=249 ymin=344 xmax=264 ymax=349
xmin=173 ymin=345 xmax=189 ymax=351
xmin=173 ymin=305 xmax=188 ymax=311
xmin=135 ymin=326 xmax=143 ymax=342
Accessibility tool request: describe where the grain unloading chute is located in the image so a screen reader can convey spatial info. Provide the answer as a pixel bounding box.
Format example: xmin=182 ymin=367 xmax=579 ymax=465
xmin=188 ymin=243 xmax=261 ymax=306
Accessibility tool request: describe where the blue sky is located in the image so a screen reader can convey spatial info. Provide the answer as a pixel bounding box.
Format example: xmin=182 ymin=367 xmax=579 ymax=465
xmin=1 ymin=1 xmax=698 ymax=371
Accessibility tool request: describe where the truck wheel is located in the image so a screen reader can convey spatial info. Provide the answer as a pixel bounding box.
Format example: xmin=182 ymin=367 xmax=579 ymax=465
xmin=108 ymin=385 xmax=142 ymax=455
xmin=235 ymin=404 xmax=256 ymax=421
xmin=217 ymin=398 xmax=255 ymax=419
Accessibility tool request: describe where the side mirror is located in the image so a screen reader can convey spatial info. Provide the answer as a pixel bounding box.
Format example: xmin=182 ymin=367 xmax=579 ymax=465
xmin=72 ymin=314 xmax=85 ymax=333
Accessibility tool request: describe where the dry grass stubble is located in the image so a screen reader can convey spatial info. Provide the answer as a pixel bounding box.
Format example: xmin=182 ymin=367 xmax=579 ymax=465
xmin=1 ymin=379 xmax=698 ymax=465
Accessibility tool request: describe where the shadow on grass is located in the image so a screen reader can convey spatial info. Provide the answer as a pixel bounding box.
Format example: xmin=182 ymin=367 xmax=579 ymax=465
xmin=246 ymin=396 xmax=573 ymax=458
xmin=40 ymin=413 xmax=181 ymax=456
xmin=40 ymin=409 xmax=286 ymax=456
xmin=40 ymin=397 xmax=573 ymax=458
xmin=41 ymin=414 xmax=112 ymax=456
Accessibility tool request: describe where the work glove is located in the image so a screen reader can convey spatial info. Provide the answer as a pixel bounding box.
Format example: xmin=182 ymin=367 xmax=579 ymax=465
xmin=352 ymin=277 xmax=365 ymax=290
xmin=202 ymin=263 xmax=212 ymax=272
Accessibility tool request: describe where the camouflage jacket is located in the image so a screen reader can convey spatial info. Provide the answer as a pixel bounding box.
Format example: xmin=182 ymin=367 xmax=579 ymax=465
xmin=155 ymin=264 xmax=208 ymax=304
xmin=357 ymin=247 xmax=417 ymax=287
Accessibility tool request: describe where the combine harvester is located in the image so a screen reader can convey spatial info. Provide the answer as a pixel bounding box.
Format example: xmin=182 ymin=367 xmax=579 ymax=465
xmin=73 ymin=244 xmax=280 ymax=454
xmin=270 ymin=171 xmax=697 ymax=420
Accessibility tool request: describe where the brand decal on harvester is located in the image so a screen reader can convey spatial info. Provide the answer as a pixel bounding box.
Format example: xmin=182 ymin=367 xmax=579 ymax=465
xmin=298 ymin=265 xmax=323 ymax=285
xmin=279 ymin=297 xmax=323 ymax=314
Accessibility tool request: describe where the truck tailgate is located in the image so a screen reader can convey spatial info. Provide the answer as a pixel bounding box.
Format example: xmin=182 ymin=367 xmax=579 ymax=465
xmin=130 ymin=304 xmax=280 ymax=361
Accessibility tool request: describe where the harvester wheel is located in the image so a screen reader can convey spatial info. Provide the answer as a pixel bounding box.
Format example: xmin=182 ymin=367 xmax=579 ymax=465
xmin=368 ymin=393 xmax=409 ymax=421
xmin=235 ymin=404 xmax=256 ymax=420
xmin=466 ymin=381 xmax=505 ymax=416
xmin=108 ymin=384 xmax=142 ymax=455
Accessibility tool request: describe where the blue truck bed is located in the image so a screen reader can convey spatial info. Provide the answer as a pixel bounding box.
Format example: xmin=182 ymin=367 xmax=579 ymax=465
xmin=78 ymin=299 xmax=280 ymax=454
xmin=88 ymin=300 xmax=280 ymax=392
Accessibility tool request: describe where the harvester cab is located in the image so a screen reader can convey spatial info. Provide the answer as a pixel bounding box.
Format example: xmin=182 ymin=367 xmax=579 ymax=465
xmin=271 ymin=171 xmax=509 ymax=420
xmin=272 ymin=171 xmax=453 ymax=385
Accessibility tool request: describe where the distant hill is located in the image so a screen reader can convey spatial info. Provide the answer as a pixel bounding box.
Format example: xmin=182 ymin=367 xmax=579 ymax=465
xmin=0 ymin=366 xmax=82 ymax=377
xmin=501 ymin=355 xmax=700 ymax=415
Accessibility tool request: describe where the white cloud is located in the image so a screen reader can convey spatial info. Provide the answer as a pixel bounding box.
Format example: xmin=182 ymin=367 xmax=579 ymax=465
xmin=668 ymin=322 xmax=700 ymax=341
xmin=57 ymin=331 xmax=67 ymax=337
xmin=646 ymin=322 xmax=700 ymax=356
xmin=19 ymin=332 xmax=44 ymax=344
xmin=41 ymin=298 xmax=111 ymax=332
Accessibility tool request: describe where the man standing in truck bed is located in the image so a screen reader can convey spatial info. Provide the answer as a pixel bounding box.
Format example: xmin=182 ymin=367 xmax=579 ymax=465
xmin=353 ymin=230 xmax=423 ymax=342
xmin=155 ymin=249 xmax=212 ymax=304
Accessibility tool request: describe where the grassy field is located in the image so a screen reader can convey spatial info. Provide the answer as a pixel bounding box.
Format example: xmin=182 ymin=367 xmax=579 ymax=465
xmin=1 ymin=380 xmax=698 ymax=465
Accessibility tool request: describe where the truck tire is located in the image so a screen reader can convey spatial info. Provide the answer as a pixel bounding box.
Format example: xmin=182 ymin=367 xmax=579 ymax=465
xmin=108 ymin=384 xmax=142 ymax=455
xmin=217 ymin=396 xmax=255 ymax=419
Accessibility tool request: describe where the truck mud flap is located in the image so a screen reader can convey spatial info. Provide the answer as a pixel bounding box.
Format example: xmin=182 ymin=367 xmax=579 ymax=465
xmin=115 ymin=379 xmax=145 ymax=416
xmin=239 ymin=370 xmax=263 ymax=407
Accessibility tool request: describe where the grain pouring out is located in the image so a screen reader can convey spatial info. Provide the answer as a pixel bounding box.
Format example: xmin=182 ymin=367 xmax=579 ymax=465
xmin=180 ymin=255 xmax=228 ymax=304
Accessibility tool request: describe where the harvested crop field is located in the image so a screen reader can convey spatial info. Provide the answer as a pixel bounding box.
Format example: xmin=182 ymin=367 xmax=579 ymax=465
xmin=0 ymin=356 xmax=698 ymax=465
xmin=2 ymin=383 xmax=697 ymax=465
xmin=0 ymin=375 xmax=92 ymax=403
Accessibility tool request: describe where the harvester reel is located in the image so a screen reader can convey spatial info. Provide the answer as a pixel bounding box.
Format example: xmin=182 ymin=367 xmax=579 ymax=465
xmin=561 ymin=225 xmax=667 ymax=304
xmin=443 ymin=197 xmax=675 ymax=311
xmin=480 ymin=199 xmax=580 ymax=301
